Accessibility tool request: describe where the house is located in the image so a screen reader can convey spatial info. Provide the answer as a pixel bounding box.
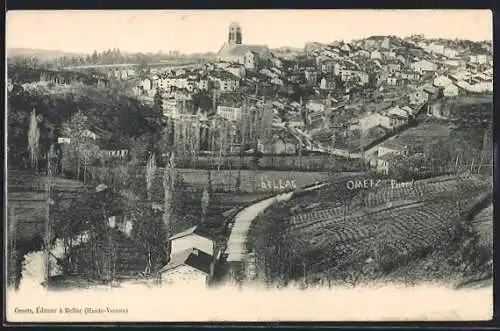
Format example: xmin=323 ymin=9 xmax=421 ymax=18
xmin=356 ymin=48 xmax=371 ymax=58
xmin=99 ymin=149 xmax=129 ymax=159
xmin=383 ymin=51 xmax=397 ymax=59
xmin=359 ymin=109 xmax=407 ymax=131
xmin=387 ymin=75 xmax=398 ymax=86
xmin=396 ymin=54 xmax=406 ymax=64
xmin=385 ymin=62 xmax=401 ymax=74
xmin=340 ymin=43 xmax=351 ymax=55
xmin=198 ymin=77 xmax=210 ymax=90
xmin=442 ymin=84 xmax=459 ymax=97
xmin=426 ymin=99 xmax=450 ymax=118
xmin=401 ymin=105 xmax=418 ymax=118
xmin=443 ymin=48 xmax=458 ymax=58
xmin=378 ymin=141 xmax=409 ymax=158
xmin=409 ymin=90 xmax=429 ymax=105
xmin=304 ymin=69 xmax=319 ymax=85
xmin=321 ymin=60 xmax=337 ymax=73
xmin=158 ymin=248 xmax=214 ymax=286
xmin=425 ymin=43 xmax=445 ymax=55
xmin=433 ymin=75 xmax=453 ymax=88
xmin=257 ymin=137 xmax=298 ymax=155
xmin=410 ymin=60 xmax=436 ymax=73
xmin=357 ymin=71 xmax=370 ymax=85
xmin=399 ymin=71 xmax=421 ymax=81
xmin=450 ymin=70 xmax=472 ymax=82
xmin=370 ymin=50 xmax=382 ymax=60
xmin=210 ymin=71 xmax=240 ymax=92
xmin=224 ymin=64 xmax=246 ymax=78
xmin=270 ymin=55 xmax=283 ymax=68
xmin=387 ymin=106 xmax=410 ymax=122
xmin=469 ymin=54 xmax=488 ymax=64
xmin=140 ymin=78 xmax=152 ymax=91
xmin=260 ymin=68 xmax=277 ymax=79
xmin=217 ymin=104 xmax=243 ymax=122
xmin=376 ymin=141 xmax=410 ymax=174
xmin=243 ymin=51 xmax=259 ymax=70
xmin=163 ymin=97 xmax=179 ymax=117
xmin=169 ymin=226 xmax=215 ymax=256
xmin=422 ymin=85 xmax=442 ymax=101
xmin=384 ymin=113 xmax=408 ymax=130
xmin=377 ymin=154 xmax=396 ymax=174
xmin=306 ymin=100 xmax=326 ymax=113
xmin=359 ymin=112 xmax=390 ymax=131
xmin=319 ymin=77 xmax=335 ymax=90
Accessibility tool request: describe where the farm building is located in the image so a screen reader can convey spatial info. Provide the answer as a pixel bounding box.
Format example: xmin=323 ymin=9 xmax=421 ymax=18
xmin=158 ymin=248 xmax=214 ymax=286
xmin=169 ymin=226 xmax=215 ymax=256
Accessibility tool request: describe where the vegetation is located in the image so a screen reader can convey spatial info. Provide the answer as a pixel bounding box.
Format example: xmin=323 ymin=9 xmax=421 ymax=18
xmin=248 ymin=173 xmax=492 ymax=287
xmin=7 ymin=69 xmax=165 ymax=171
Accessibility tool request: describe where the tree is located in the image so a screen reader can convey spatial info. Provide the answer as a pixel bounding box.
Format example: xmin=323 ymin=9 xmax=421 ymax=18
xmin=145 ymin=152 xmax=157 ymax=201
xmin=28 ymin=108 xmax=40 ymax=172
xmin=51 ymin=184 xmax=124 ymax=280
xmin=138 ymin=60 xmax=150 ymax=80
xmin=129 ymin=134 xmax=150 ymax=164
xmin=129 ymin=200 xmax=168 ymax=275
xmin=200 ymin=186 xmax=210 ymax=225
xmin=153 ymin=88 xmax=163 ymax=115
xmin=162 ymin=152 xmax=176 ymax=259
xmin=61 ymin=111 xmax=100 ymax=181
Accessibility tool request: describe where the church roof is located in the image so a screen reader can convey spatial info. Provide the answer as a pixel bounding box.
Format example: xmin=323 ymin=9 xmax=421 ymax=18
xmin=217 ymin=43 xmax=270 ymax=57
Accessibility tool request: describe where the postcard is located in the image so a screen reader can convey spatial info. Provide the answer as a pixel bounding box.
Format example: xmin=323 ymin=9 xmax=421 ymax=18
xmin=5 ymin=9 xmax=493 ymax=322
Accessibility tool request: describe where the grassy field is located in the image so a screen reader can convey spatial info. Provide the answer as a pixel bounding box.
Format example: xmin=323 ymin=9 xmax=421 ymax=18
xmin=433 ymin=95 xmax=493 ymax=121
xmin=248 ymin=173 xmax=492 ymax=286
xmin=381 ymin=121 xmax=453 ymax=149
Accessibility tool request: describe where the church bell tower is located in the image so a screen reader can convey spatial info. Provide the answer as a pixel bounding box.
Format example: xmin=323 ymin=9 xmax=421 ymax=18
xmin=228 ymin=22 xmax=242 ymax=45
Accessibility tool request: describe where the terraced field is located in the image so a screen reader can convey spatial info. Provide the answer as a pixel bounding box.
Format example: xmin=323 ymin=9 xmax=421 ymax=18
xmin=7 ymin=170 xmax=86 ymax=243
xmin=472 ymin=204 xmax=493 ymax=250
xmin=249 ymin=173 xmax=493 ymax=284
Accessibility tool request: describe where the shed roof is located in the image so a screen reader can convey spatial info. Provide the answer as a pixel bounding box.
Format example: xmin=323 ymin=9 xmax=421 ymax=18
xmin=159 ymin=248 xmax=212 ymax=275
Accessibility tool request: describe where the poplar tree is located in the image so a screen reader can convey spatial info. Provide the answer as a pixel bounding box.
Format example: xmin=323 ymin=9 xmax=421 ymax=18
xmin=27 ymin=109 xmax=40 ymax=172
xmin=201 ymin=186 xmax=210 ymax=225
xmin=163 ymin=152 xmax=176 ymax=259
xmin=145 ymin=153 xmax=156 ymax=201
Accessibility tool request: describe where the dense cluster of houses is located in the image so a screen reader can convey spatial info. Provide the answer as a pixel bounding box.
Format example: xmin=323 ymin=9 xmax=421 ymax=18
xmin=133 ymin=28 xmax=492 ymax=161
xmin=56 ymin=25 xmax=492 ymax=178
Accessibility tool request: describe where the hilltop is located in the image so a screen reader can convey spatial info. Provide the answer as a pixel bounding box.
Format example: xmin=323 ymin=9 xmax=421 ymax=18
xmin=7 ymin=48 xmax=85 ymax=61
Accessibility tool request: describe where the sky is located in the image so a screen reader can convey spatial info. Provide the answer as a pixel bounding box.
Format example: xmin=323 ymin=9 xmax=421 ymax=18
xmin=6 ymin=10 xmax=493 ymax=55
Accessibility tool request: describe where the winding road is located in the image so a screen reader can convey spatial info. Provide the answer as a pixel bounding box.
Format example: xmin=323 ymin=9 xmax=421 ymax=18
xmin=223 ymin=182 xmax=328 ymax=282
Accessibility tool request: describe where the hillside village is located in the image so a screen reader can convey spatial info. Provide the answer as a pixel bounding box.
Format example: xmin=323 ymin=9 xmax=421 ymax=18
xmin=7 ymin=23 xmax=493 ymax=289
xmin=59 ymin=25 xmax=493 ymax=173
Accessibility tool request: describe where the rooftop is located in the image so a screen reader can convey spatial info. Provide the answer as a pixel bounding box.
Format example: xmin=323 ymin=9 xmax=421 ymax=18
xmin=217 ymin=43 xmax=270 ymax=57
xmin=158 ymin=247 xmax=212 ymax=275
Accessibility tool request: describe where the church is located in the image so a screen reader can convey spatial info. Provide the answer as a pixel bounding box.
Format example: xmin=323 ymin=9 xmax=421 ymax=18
xmin=216 ymin=22 xmax=271 ymax=70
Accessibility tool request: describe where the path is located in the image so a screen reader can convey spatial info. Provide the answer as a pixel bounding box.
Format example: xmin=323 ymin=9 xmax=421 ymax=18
xmin=223 ymin=182 xmax=327 ymax=282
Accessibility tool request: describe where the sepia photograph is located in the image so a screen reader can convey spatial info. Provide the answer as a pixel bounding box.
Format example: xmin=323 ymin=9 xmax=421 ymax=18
xmin=5 ymin=9 xmax=494 ymax=322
